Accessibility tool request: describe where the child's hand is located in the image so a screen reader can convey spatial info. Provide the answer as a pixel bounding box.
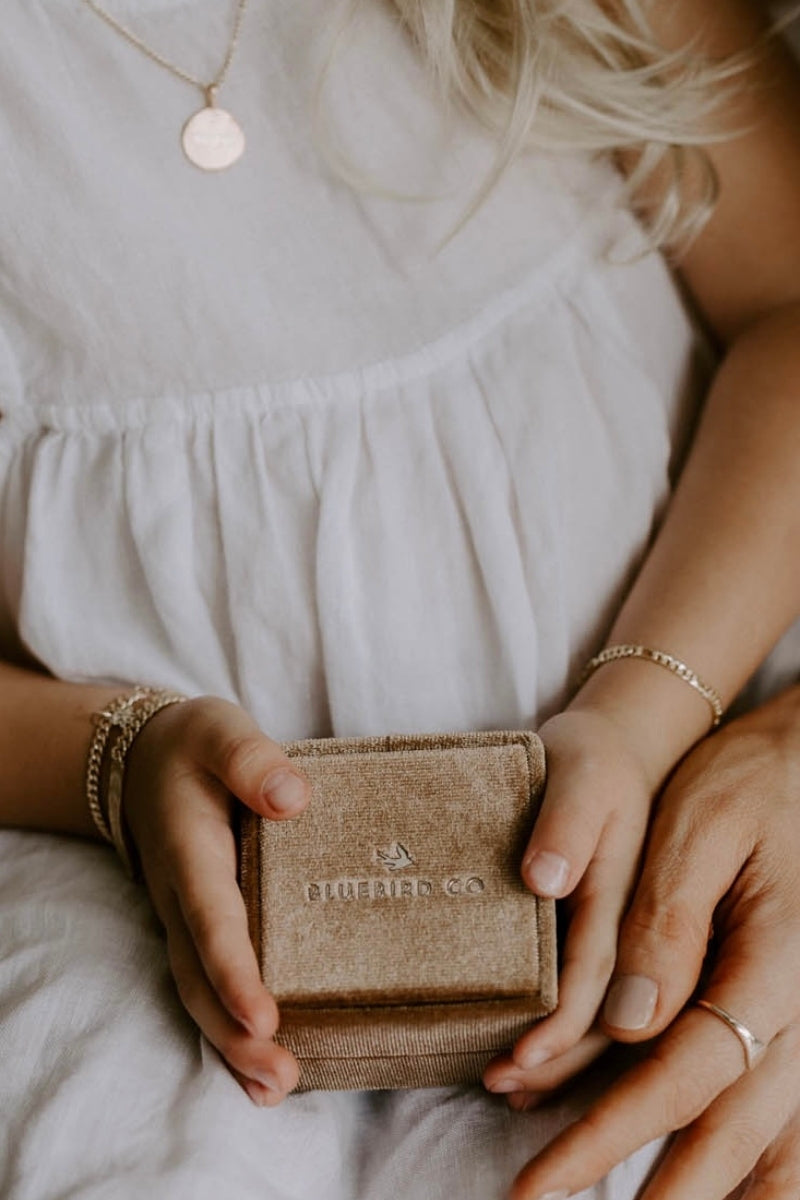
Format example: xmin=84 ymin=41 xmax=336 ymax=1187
xmin=121 ymin=695 xmax=310 ymax=1107
xmin=483 ymin=706 xmax=657 ymax=1101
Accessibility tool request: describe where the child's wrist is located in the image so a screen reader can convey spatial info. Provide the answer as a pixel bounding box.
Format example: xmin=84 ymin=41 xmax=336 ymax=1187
xmin=569 ymin=653 xmax=722 ymax=786
xmin=580 ymin=645 xmax=723 ymax=728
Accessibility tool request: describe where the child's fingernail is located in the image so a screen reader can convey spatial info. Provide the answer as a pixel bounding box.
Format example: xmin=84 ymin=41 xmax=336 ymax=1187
xmin=262 ymin=769 xmax=307 ymax=814
xmin=234 ymin=1012 xmax=259 ymax=1038
xmin=524 ymin=851 xmax=569 ymax=896
xmin=488 ymin=1076 xmax=520 ymax=1093
xmin=244 ymin=1081 xmax=272 ymax=1107
xmin=516 ymin=1044 xmax=551 ymax=1070
xmin=507 ymin=1091 xmax=544 ymax=1112
xmin=604 ymin=975 xmax=658 ymax=1030
xmin=253 ymin=1069 xmax=283 ymax=1092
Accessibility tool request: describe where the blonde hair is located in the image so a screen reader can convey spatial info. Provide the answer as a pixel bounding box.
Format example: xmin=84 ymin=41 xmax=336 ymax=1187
xmin=383 ymin=0 xmax=762 ymax=249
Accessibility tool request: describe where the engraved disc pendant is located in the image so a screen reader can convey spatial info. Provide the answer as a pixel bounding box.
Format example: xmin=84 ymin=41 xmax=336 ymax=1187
xmin=182 ymin=103 xmax=245 ymax=171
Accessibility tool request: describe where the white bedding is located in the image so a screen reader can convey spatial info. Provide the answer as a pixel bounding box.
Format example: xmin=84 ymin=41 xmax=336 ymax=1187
xmin=0 ymin=831 xmax=668 ymax=1200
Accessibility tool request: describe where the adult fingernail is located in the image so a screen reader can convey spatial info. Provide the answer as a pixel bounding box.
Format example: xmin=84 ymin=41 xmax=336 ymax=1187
xmin=524 ymin=851 xmax=569 ymax=896
xmin=262 ymin=769 xmax=306 ymax=814
xmin=604 ymin=975 xmax=658 ymax=1030
xmin=537 ymin=1192 xmax=570 ymax=1200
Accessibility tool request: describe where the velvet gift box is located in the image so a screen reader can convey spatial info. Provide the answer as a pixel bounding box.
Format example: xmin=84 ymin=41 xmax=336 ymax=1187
xmin=238 ymin=730 xmax=557 ymax=1091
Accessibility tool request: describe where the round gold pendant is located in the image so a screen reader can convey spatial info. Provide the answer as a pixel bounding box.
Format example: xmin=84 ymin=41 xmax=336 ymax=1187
xmin=181 ymin=105 xmax=245 ymax=171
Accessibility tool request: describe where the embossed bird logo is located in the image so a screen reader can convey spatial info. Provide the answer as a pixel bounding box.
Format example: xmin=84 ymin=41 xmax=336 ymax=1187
xmin=375 ymin=842 xmax=415 ymax=871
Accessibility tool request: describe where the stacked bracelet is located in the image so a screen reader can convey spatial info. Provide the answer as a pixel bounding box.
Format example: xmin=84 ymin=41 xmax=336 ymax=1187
xmin=86 ymin=688 xmax=152 ymax=844
xmin=86 ymin=687 xmax=187 ymax=876
xmin=579 ymin=644 xmax=724 ymax=729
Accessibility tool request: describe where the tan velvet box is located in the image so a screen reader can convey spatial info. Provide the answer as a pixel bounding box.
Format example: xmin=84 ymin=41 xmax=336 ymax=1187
xmin=238 ymin=730 xmax=557 ymax=1091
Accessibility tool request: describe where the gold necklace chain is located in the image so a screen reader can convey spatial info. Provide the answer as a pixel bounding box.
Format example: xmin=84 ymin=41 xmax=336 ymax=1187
xmin=82 ymin=0 xmax=250 ymax=169
xmin=83 ymin=0 xmax=249 ymax=101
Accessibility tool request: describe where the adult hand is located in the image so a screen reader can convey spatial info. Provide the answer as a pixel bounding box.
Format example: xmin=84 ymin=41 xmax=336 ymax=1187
xmin=123 ymin=695 xmax=310 ymax=1107
xmin=509 ymin=682 xmax=800 ymax=1200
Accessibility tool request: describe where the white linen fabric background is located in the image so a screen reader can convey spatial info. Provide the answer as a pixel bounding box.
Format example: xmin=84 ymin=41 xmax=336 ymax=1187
xmin=0 ymin=1 xmax=792 ymax=1197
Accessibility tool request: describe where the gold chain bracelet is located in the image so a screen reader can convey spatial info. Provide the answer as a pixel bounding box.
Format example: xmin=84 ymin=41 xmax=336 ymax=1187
xmin=579 ymin=644 xmax=724 ymax=728
xmin=86 ymin=688 xmax=153 ymax=843
xmin=86 ymin=687 xmax=187 ymax=875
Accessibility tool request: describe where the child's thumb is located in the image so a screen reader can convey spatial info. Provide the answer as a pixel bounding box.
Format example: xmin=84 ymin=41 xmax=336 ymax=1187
xmin=195 ymin=698 xmax=310 ymax=821
xmin=521 ymin=713 xmax=640 ymax=897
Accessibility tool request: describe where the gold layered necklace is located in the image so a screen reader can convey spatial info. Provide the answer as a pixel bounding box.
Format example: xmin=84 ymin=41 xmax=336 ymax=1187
xmin=83 ymin=0 xmax=250 ymax=170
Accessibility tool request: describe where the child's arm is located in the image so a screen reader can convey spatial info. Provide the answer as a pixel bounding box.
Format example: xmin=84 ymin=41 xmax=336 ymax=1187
xmin=485 ymin=0 xmax=800 ymax=1095
xmin=0 ymin=658 xmax=308 ymax=1105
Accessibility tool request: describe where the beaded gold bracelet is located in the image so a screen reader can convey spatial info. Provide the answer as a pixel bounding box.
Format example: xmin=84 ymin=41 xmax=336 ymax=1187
xmin=579 ymin=644 xmax=724 ymax=728
xmin=86 ymin=687 xmax=187 ymax=875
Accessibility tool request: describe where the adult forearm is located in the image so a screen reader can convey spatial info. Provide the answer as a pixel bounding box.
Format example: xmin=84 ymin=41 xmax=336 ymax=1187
xmin=0 ymin=659 xmax=119 ymax=837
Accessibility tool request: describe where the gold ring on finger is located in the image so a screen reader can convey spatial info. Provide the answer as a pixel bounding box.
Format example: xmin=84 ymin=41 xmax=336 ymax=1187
xmin=695 ymin=999 xmax=768 ymax=1071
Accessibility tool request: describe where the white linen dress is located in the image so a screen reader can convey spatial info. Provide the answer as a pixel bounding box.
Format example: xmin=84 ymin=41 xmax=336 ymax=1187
xmin=2 ymin=1 xmax=785 ymax=1197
